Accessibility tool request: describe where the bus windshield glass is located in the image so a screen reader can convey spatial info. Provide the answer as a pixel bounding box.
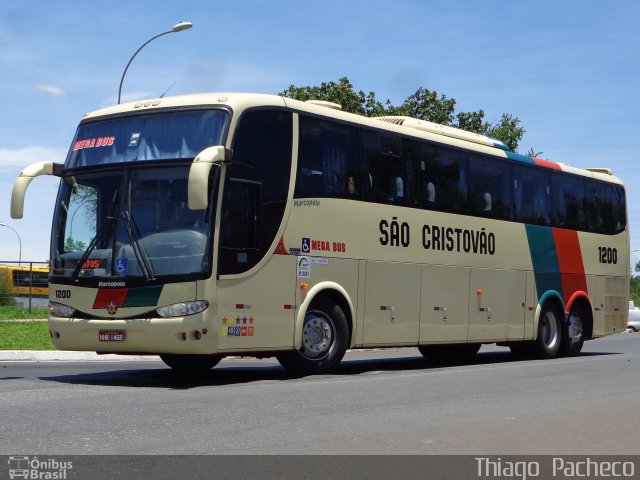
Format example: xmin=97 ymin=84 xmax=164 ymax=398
xmin=66 ymin=109 xmax=228 ymax=167
xmin=50 ymin=164 xmax=220 ymax=282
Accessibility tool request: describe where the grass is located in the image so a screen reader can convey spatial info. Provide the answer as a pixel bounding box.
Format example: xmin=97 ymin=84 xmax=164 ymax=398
xmin=0 ymin=305 xmax=52 ymax=350
xmin=0 ymin=305 xmax=48 ymax=320
xmin=0 ymin=320 xmax=54 ymax=350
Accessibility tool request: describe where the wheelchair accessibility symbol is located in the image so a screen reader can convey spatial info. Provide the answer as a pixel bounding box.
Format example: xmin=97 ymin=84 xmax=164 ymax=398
xmin=301 ymin=237 xmax=311 ymax=254
xmin=115 ymin=258 xmax=128 ymax=275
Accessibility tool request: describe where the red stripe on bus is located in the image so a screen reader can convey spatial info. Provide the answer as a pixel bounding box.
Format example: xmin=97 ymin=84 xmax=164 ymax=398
xmin=552 ymin=228 xmax=588 ymax=307
xmin=534 ymin=158 xmax=562 ymax=170
xmin=93 ymin=288 xmax=129 ymax=309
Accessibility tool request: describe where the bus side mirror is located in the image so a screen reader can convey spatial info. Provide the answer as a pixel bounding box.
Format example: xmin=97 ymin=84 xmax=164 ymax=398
xmin=11 ymin=161 xmax=63 ymax=219
xmin=188 ymin=146 xmax=232 ymax=210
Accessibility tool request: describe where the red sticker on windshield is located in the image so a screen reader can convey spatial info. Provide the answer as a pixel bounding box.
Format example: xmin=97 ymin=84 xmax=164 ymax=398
xmin=73 ymin=136 xmax=115 ymax=151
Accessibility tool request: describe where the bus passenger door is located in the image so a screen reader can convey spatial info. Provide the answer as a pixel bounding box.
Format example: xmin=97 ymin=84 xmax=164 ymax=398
xmin=216 ymin=177 xmax=297 ymax=351
xmin=363 ymin=261 xmax=421 ymax=346
xmin=468 ymin=269 xmax=526 ymax=342
xmin=420 ymin=264 xmax=470 ymax=343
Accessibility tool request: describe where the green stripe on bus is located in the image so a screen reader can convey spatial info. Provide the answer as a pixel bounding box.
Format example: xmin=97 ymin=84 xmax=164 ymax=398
xmin=123 ymin=285 xmax=163 ymax=307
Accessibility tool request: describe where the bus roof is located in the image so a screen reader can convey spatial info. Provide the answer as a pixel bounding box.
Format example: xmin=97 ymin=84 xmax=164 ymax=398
xmin=80 ymin=92 xmax=623 ymax=186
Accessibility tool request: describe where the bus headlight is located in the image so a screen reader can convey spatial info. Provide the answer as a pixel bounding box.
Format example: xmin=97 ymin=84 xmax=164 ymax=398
xmin=49 ymin=302 xmax=76 ymax=318
xmin=156 ymin=301 xmax=209 ymax=318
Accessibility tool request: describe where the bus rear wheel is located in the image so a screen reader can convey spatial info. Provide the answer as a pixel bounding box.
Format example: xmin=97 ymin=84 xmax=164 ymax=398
xmin=531 ymin=302 xmax=562 ymax=359
xmin=561 ymin=307 xmax=585 ymax=356
xmin=276 ymin=297 xmax=349 ymax=375
xmin=159 ymin=353 xmax=222 ymax=373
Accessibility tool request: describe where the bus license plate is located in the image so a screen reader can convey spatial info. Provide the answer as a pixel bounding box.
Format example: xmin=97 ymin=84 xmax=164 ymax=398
xmin=99 ymin=330 xmax=125 ymax=342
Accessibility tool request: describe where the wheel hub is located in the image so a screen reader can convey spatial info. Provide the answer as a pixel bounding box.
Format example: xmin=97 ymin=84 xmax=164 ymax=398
xmin=567 ymin=312 xmax=583 ymax=347
xmin=302 ymin=314 xmax=333 ymax=358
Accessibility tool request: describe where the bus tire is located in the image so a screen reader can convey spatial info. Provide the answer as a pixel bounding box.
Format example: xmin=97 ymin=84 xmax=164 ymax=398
xmin=276 ymin=296 xmax=349 ymax=375
xmin=532 ymin=302 xmax=562 ymax=359
xmin=159 ymin=354 xmax=222 ymax=373
xmin=418 ymin=343 xmax=481 ymax=363
xmin=561 ymin=305 xmax=585 ymax=356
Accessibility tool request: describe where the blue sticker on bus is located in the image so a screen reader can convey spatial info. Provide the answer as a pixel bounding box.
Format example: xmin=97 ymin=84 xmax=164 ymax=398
xmin=302 ymin=237 xmax=311 ymax=253
xmin=115 ymin=258 xmax=128 ymax=275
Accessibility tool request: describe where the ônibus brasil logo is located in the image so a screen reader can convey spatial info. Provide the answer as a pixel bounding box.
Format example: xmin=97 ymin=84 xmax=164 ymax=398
xmin=8 ymin=456 xmax=73 ymax=479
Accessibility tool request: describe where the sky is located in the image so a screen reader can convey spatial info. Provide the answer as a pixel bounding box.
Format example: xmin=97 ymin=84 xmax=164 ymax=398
xmin=0 ymin=0 xmax=639 ymax=266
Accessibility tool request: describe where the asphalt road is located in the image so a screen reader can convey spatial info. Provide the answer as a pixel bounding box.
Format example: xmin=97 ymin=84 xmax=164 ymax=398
xmin=1 ymin=334 xmax=639 ymax=455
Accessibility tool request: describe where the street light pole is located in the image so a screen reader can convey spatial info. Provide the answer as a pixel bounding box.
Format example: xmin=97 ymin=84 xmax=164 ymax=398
xmin=117 ymin=21 xmax=193 ymax=104
xmin=0 ymin=223 xmax=22 ymax=265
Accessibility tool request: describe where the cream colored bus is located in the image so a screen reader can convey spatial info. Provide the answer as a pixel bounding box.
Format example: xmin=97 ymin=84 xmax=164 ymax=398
xmin=11 ymin=93 xmax=628 ymax=374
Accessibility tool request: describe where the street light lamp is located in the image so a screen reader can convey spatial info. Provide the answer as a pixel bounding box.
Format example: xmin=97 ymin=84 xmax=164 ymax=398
xmin=117 ymin=21 xmax=193 ymax=104
xmin=0 ymin=223 xmax=22 ymax=265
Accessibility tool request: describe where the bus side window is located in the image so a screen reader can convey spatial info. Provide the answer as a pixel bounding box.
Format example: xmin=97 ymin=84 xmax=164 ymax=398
xmin=468 ymin=155 xmax=512 ymax=220
xmin=362 ymin=132 xmax=417 ymax=205
xmin=420 ymin=144 xmax=467 ymax=214
xmin=551 ymin=173 xmax=584 ymax=230
xmin=295 ymin=116 xmax=361 ymax=200
xmin=513 ymin=165 xmax=550 ymax=225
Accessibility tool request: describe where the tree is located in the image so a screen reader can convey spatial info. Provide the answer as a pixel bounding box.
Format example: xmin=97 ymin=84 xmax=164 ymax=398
xmin=527 ymin=147 xmax=544 ymax=158
xmin=280 ymin=77 xmax=526 ymax=151
xmin=454 ymin=109 xmax=488 ymax=135
xmin=65 ymin=237 xmax=87 ymax=252
xmin=631 ymin=261 xmax=640 ymax=306
xmin=392 ymin=87 xmax=457 ymax=125
xmin=484 ymin=113 xmax=525 ymax=152
xmin=280 ymin=77 xmax=384 ymax=117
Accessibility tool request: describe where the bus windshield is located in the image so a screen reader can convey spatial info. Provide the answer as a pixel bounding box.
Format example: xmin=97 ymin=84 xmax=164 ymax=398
xmin=66 ymin=109 xmax=228 ymax=167
xmin=50 ymin=164 xmax=220 ymax=282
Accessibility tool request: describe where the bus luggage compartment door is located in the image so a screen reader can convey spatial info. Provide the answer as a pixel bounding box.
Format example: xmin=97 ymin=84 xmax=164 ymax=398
xmin=363 ymin=261 xmax=420 ymax=346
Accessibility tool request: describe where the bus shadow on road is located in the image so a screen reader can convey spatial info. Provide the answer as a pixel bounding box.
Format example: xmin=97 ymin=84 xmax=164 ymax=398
xmin=38 ymin=349 xmax=619 ymax=390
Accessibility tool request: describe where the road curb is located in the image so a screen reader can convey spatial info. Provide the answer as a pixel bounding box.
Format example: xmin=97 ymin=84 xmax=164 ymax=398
xmin=0 ymin=350 xmax=160 ymax=362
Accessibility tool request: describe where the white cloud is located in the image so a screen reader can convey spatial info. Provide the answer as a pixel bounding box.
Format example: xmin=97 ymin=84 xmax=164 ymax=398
xmin=0 ymin=146 xmax=67 ymax=171
xmin=37 ymin=84 xmax=66 ymax=97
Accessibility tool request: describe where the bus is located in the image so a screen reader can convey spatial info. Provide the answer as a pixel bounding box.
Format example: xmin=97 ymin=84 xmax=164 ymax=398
xmin=10 ymin=93 xmax=628 ymax=374
xmin=0 ymin=264 xmax=49 ymax=308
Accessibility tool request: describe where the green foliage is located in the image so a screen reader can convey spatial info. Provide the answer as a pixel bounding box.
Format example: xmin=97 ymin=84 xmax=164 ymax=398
xmin=280 ymin=77 xmax=383 ymax=117
xmin=527 ymin=147 xmax=544 ymax=158
xmin=485 ymin=113 xmax=525 ymax=152
xmin=631 ymin=277 xmax=640 ymax=306
xmin=454 ymin=109 xmax=488 ymax=135
xmin=280 ymin=77 xmax=526 ymax=151
xmin=631 ymin=261 xmax=640 ymax=306
xmin=393 ymin=87 xmax=457 ymax=125
xmin=65 ymin=237 xmax=87 ymax=252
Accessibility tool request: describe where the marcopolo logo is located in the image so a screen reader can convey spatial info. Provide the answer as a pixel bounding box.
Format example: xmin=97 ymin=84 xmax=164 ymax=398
xmin=8 ymin=456 xmax=73 ymax=479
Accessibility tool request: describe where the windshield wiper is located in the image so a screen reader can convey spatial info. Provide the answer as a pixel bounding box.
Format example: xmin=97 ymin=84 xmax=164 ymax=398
xmin=121 ymin=210 xmax=155 ymax=281
xmin=122 ymin=175 xmax=155 ymax=281
xmin=71 ymin=216 xmax=114 ymax=282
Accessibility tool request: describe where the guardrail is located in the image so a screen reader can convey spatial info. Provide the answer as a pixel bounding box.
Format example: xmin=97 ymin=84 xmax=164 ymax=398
xmin=0 ymin=261 xmax=50 ymax=313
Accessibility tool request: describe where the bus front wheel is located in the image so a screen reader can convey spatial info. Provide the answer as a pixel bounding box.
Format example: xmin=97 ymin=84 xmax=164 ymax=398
xmin=277 ymin=297 xmax=349 ymax=375
xmin=160 ymin=353 xmax=222 ymax=373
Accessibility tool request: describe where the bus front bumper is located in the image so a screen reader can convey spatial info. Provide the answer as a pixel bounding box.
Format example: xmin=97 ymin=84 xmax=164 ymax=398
xmin=48 ymin=314 xmax=219 ymax=355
